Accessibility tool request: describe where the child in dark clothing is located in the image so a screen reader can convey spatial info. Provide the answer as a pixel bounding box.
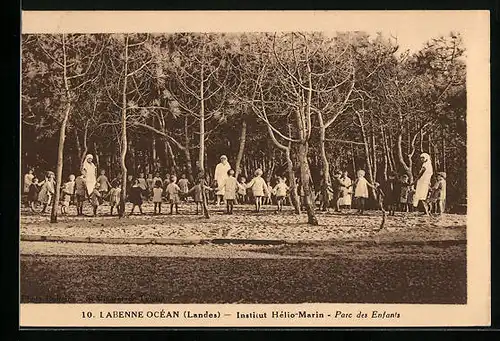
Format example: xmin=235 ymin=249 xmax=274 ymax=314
xmin=187 ymin=178 xmax=213 ymax=215
xmin=382 ymin=171 xmax=399 ymax=216
xmin=330 ymin=171 xmax=345 ymax=212
xmin=129 ymin=179 xmax=144 ymax=215
xmin=28 ymin=177 xmax=40 ymax=212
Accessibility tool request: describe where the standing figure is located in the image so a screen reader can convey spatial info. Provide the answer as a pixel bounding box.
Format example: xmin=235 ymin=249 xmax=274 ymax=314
xmin=74 ymin=171 xmax=87 ymax=216
xmin=220 ymin=169 xmax=238 ymax=214
xmin=331 ymin=171 xmax=345 ymax=212
xmin=412 ymin=153 xmax=434 ymax=216
xmin=146 ymin=173 xmax=154 ymax=200
xmin=60 ymin=174 xmax=75 ymax=215
xmin=273 ymin=176 xmax=289 ymax=212
xmin=340 ymin=171 xmax=353 ymax=209
xmin=427 ymin=172 xmax=447 ymax=216
xmin=246 ymin=168 xmax=269 ymax=213
xmin=82 ymin=154 xmax=97 ymax=197
xmin=38 ymin=171 xmax=55 ymax=213
xmin=399 ymin=174 xmax=411 ymax=212
xmin=96 ymin=170 xmax=111 ymax=201
xmin=23 ymin=168 xmax=35 ymax=206
xmin=166 ymin=175 xmax=181 ymax=215
xmin=178 ymin=174 xmax=190 ymax=202
xmin=214 ymin=155 xmax=231 ymax=206
xmin=187 ymin=178 xmax=213 ymax=215
xmin=108 ymin=182 xmax=122 ymax=216
xmin=237 ymin=176 xmax=248 ymax=204
xmin=129 ymin=179 xmax=144 ymax=215
xmin=27 ymin=177 xmax=40 ymax=212
xmin=382 ymin=171 xmax=399 ymax=216
xmin=152 ymin=180 xmax=164 ymax=215
xmin=89 ymin=183 xmax=102 ymax=216
xmin=353 ymin=169 xmax=376 ymax=215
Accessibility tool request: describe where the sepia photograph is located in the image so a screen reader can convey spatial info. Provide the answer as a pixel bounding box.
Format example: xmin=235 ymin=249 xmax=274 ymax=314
xmin=19 ymin=11 xmax=489 ymax=327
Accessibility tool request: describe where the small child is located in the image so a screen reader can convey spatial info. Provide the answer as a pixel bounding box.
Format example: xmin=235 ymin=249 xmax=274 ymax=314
xmin=137 ymin=172 xmax=147 ymax=194
xmin=152 ymin=172 xmax=163 ymax=188
xmin=221 ymin=169 xmax=238 ymax=214
xmin=126 ymin=175 xmax=134 ymax=202
xmin=38 ymin=171 xmax=56 ymax=213
xmin=407 ymin=185 xmax=416 ymax=213
xmin=96 ymin=170 xmax=111 ymax=199
xmin=74 ymin=172 xmax=87 ymax=216
xmin=129 ymin=179 xmax=144 ymax=215
xmin=178 ymin=174 xmax=190 ymax=202
xmin=246 ymin=168 xmax=269 ymax=213
xmin=399 ymin=174 xmax=411 ymax=212
xmin=27 ymin=177 xmax=40 ymax=212
xmin=353 ymin=169 xmax=376 ymax=215
xmin=108 ymin=182 xmax=121 ymax=216
xmin=319 ymin=177 xmax=333 ymax=212
xmin=89 ymin=183 xmax=102 ymax=216
xmin=381 ymin=171 xmax=399 ymax=216
xmin=273 ymin=176 xmax=289 ymax=212
xmin=152 ymin=180 xmax=164 ymax=215
xmin=60 ymin=174 xmax=75 ymax=215
xmin=166 ymin=175 xmax=181 ymax=214
xmin=187 ymin=179 xmax=213 ymax=215
xmin=428 ymin=172 xmax=447 ymax=215
xmin=331 ymin=171 xmax=346 ymax=212
xmin=237 ymin=176 xmax=248 ymax=204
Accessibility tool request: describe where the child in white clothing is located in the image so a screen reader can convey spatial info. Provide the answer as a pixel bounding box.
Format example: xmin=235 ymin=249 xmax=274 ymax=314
xmin=273 ymin=176 xmax=289 ymax=212
xmin=152 ymin=180 xmax=164 ymax=215
xmin=246 ymin=168 xmax=269 ymax=213
xmin=353 ymin=169 xmax=376 ymax=215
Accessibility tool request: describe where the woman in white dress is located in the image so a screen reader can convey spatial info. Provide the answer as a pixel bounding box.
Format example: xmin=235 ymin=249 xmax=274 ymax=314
xmin=412 ymin=152 xmax=433 ymax=215
xmin=339 ymin=171 xmax=352 ymax=209
xmin=214 ymin=155 xmax=231 ymax=205
xmin=82 ymin=154 xmax=97 ymax=196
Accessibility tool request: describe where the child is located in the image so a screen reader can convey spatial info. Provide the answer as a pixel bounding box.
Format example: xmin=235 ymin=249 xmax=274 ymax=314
xmin=152 ymin=180 xmax=164 ymax=215
xmin=273 ymin=176 xmax=289 ymax=212
xmin=187 ymin=178 xmax=213 ymax=215
xmin=178 ymin=174 xmax=190 ymax=202
xmin=38 ymin=171 xmax=55 ymax=213
xmin=399 ymin=174 xmax=411 ymax=212
xmin=96 ymin=170 xmax=111 ymax=199
xmin=221 ymin=169 xmax=238 ymax=214
xmin=129 ymin=178 xmax=144 ymax=215
xmin=319 ymin=176 xmax=333 ymax=212
xmin=246 ymin=168 xmax=269 ymax=213
xmin=60 ymin=174 xmax=75 ymax=215
xmin=89 ymin=183 xmax=102 ymax=216
xmin=152 ymin=172 xmax=163 ymax=188
xmin=381 ymin=171 xmax=399 ymax=216
xmin=331 ymin=171 xmax=345 ymax=212
xmin=146 ymin=173 xmax=154 ymax=200
xmin=166 ymin=175 xmax=181 ymax=214
xmin=428 ymin=172 xmax=447 ymax=215
xmin=74 ymin=171 xmax=87 ymax=216
xmin=137 ymin=172 xmax=147 ymax=194
xmin=108 ymin=182 xmax=121 ymax=216
xmin=27 ymin=177 xmax=40 ymax=212
xmin=353 ymin=169 xmax=376 ymax=215
xmin=237 ymin=176 xmax=247 ymax=204
xmin=126 ymin=175 xmax=134 ymax=202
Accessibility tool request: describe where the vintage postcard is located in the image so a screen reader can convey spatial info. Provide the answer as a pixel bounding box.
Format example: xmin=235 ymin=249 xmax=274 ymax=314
xmin=19 ymin=10 xmax=490 ymax=327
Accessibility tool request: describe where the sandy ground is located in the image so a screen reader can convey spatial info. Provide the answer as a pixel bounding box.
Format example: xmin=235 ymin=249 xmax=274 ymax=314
xmin=20 ymin=241 xmax=466 ymax=304
xmin=20 ymin=202 xmax=466 ymax=242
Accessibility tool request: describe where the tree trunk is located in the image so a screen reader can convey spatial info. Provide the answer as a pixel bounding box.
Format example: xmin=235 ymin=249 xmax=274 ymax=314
xmin=199 ymin=63 xmax=205 ymax=171
xmin=184 ymin=115 xmax=194 ymax=182
xmin=75 ymin=130 xmax=82 ymax=165
xmin=356 ymin=110 xmax=377 ymax=200
xmin=317 ymin=113 xmax=332 ymax=212
xmin=152 ymin=137 xmax=157 ymax=171
xmin=118 ymin=34 xmax=129 ymax=218
xmin=50 ymin=101 xmax=71 ymax=223
xmin=93 ymin=141 xmax=100 ymax=170
xmin=286 ymin=148 xmax=300 ymax=214
xmin=80 ymin=120 xmax=89 ymax=169
xmin=234 ymin=119 xmax=247 ymax=178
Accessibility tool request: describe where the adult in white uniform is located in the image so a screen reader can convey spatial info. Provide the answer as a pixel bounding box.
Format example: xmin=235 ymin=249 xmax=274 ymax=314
xmin=339 ymin=171 xmax=352 ymax=208
xmin=214 ymin=155 xmax=231 ymax=205
xmin=82 ymin=154 xmax=97 ymax=196
xmin=412 ymin=152 xmax=433 ymax=215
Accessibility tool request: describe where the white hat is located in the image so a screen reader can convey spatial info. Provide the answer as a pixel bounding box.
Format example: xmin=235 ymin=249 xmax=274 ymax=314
xmin=220 ymin=155 xmax=227 ymax=160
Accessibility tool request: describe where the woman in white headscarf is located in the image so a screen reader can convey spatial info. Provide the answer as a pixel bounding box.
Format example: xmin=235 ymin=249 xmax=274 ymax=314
xmin=214 ymin=155 xmax=231 ymax=205
xmin=412 ymin=152 xmax=433 ymax=215
xmin=82 ymin=154 xmax=97 ymax=196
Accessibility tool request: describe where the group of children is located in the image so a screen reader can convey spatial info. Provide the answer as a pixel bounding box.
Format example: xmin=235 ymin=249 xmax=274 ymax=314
xmin=23 ymin=164 xmax=447 ymax=217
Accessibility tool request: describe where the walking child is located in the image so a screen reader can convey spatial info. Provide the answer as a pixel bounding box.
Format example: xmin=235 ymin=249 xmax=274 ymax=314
xmin=427 ymin=172 xmax=447 ymax=215
xmin=74 ymin=171 xmax=87 ymax=216
xmin=108 ymin=182 xmax=121 ymax=216
xmin=60 ymin=174 xmax=75 ymax=215
xmin=187 ymin=178 xmax=213 ymax=215
xmin=89 ymin=183 xmax=102 ymax=216
xmin=96 ymin=169 xmax=111 ymax=200
xmin=237 ymin=176 xmax=248 ymax=204
xmin=27 ymin=177 xmax=40 ymax=212
xmin=129 ymin=178 xmax=144 ymax=215
xmin=152 ymin=180 xmax=164 ymax=215
xmin=38 ymin=171 xmax=55 ymax=213
xmin=273 ymin=176 xmax=289 ymax=212
xmin=166 ymin=175 xmax=181 ymax=214
xmin=221 ymin=169 xmax=238 ymax=214
xmin=178 ymin=174 xmax=190 ymax=202
xmin=246 ymin=168 xmax=269 ymax=213
xmin=353 ymin=169 xmax=376 ymax=215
